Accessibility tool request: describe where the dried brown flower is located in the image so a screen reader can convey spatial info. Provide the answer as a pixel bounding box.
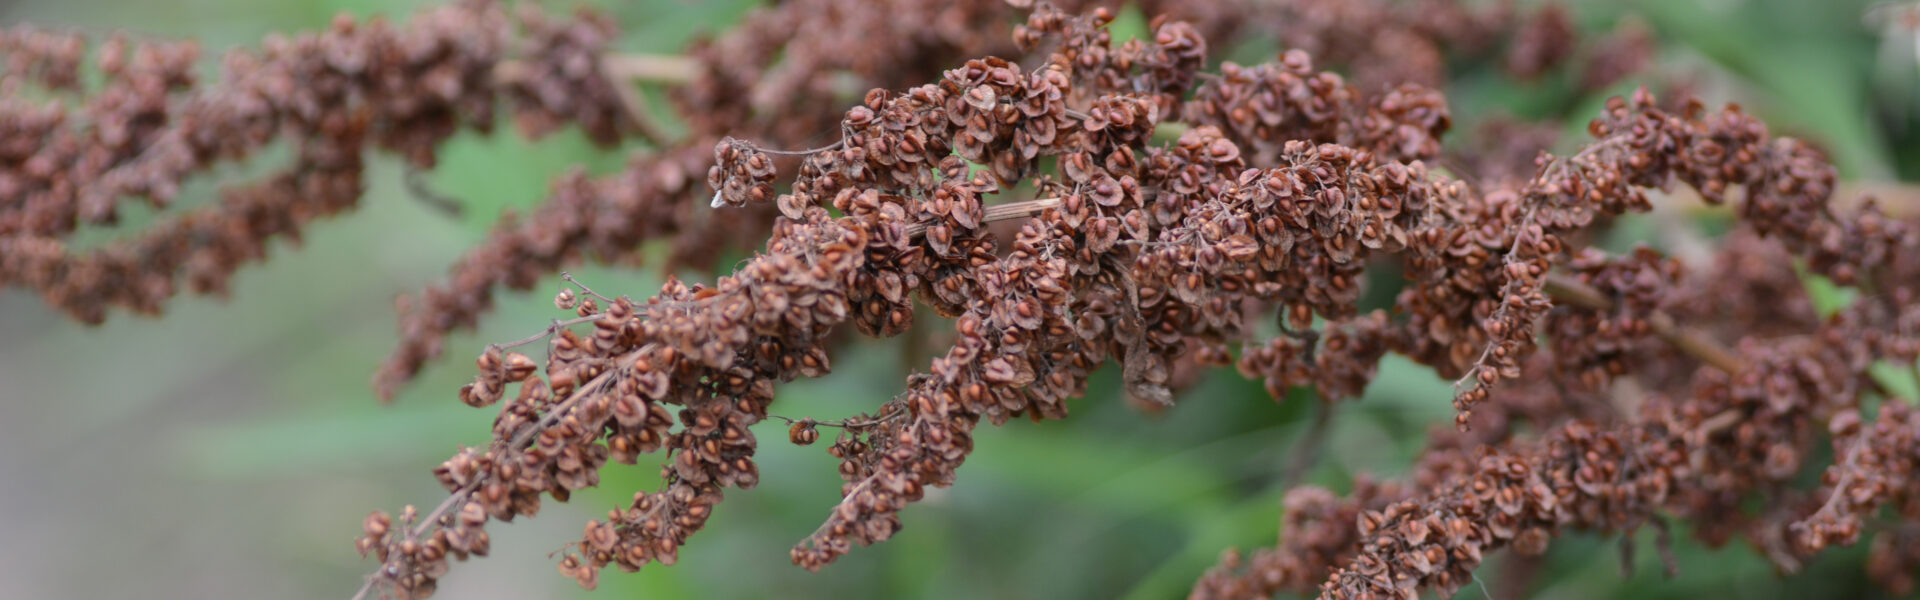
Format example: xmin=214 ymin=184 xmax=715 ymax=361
xmin=9 ymin=1 xmax=1914 ymax=599
xmin=354 ymin=4 xmax=1920 ymax=597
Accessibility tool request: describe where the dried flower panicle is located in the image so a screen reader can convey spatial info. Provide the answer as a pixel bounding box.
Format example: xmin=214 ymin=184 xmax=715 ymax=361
xmin=9 ymin=0 xmax=1917 ymax=597
xmin=365 ymin=210 xmax=874 ymax=595
xmin=0 ymin=0 xmax=637 ymax=324
xmin=1197 ymin=168 xmax=1920 ymax=600
xmin=373 ymin=0 xmax=1067 ymax=400
xmin=16 ymin=0 xmax=1902 ymax=598
xmin=355 ymin=2 xmax=1920 ymax=597
xmin=1237 ymin=0 xmax=1638 ymax=94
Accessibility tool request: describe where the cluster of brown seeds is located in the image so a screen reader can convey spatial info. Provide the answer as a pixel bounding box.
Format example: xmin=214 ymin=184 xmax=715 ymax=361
xmin=361 ymin=213 xmax=875 ymax=596
xmin=373 ymin=0 xmax=1081 ymax=400
xmin=1182 ymin=50 xmax=1450 ymax=167
xmin=1238 ymin=310 xmax=1393 ymax=404
xmin=0 ymin=0 xmax=637 ymax=324
xmin=1194 ymin=122 xmax=1920 ymax=600
xmin=354 ymin=2 xmax=1920 ymax=598
xmin=1794 ymin=404 xmax=1920 ymax=557
xmin=13 ymin=0 xmax=1918 ymax=599
xmin=1542 ymin=247 xmax=1683 ymax=391
xmin=1199 ymin=278 xmax=1920 ymax=599
xmin=1 ymin=25 xmax=87 ymax=92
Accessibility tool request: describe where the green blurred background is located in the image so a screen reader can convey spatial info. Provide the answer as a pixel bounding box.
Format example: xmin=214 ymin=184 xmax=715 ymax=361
xmin=0 ymin=0 xmax=1915 ymax=599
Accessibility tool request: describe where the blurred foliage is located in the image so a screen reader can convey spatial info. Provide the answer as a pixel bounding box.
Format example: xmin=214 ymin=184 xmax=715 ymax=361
xmin=1 ymin=0 xmax=1917 ymax=599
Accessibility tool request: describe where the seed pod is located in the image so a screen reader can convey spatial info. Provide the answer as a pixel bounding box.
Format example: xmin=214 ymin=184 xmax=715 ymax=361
xmin=789 ymin=420 xmax=820 ymax=446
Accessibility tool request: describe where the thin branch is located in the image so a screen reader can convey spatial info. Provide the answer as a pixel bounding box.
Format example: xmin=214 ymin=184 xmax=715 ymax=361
xmin=1695 ymin=408 xmax=1744 ymax=438
xmin=903 ymin=197 xmax=1062 ymax=237
xmin=561 ymin=271 xmax=615 ymax=303
xmin=403 ymin=166 xmax=464 ymax=217
xmin=485 ymin=313 xmax=605 ymax=354
xmin=492 ymin=53 xmax=696 ymax=87
xmin=598 ymin=58 xmax=673 ymax=146
xmin=600 ymin=53 xmax=699 ymax=85
xmin=1275 ymin=401 xmax=1334 ymax=491
xmin=1663 ymin=181 xmax=1920 ymax=218
xmin=765 ymin=408 xmax=906 ymax=432
xmin=1540 ymin=274 xmax=1750 ymax=438
xmin=492 ymin=53 xmax=695 ymax=147
xmin=1805 ymin=436 xmax=1868 ymax=525
xmin=747 ymin=139 xmax=846 ymax=156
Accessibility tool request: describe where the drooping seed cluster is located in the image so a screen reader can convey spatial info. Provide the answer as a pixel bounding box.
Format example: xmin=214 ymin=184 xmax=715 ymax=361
xmin=1239 ymin=0 xmax=1654 ymax=97
xmin=23 ymin=0 xmax=1916 ymax=598
xmin=376 ymin=4 xmax=1920 ymax=597
xmin=2 ymin=34 xmax=202 ymax=238
xmin=1200 ymin=286 xmax=1920 ymax=599
xmin=0 ymin=0 xmax=1868 ymax=598
xmin=1194 ymin=143 xmax=1920 ymax=600
xmin=1193 ymin=478 xmax=1412 ymax=599
xmin=373 ymin=0 xmax=1073 ymax=400
xmin=360 ymin=212 xmax=878 ymax=597
xmin=1303 ymin=284 xmax=1920 ymax=599
xmin=0 ymin=0 xmax=637 ymax=324
xmin=1316 ymin=419 xmax=1686 ymax=599
xmin=789 ymin=9 xmax=1183 ymax=565
xmin=2 ymin=130 xmax=367 ymax=322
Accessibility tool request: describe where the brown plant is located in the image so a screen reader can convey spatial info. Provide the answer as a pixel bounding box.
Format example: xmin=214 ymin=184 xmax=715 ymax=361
xmin=7 ymin=1 xmax=1918 ymax=599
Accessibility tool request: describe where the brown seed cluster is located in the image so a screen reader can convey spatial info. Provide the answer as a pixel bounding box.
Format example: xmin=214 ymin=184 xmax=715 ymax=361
xmin=1193 ymin=479 xmax=1412 ymax=599
xmin=1241 ymin=0 xmax=1574 ymax=93
xmin=374 ymin=0 xmax=1069 ymax=400
xmin=1239 ymin=311 xmax=1393 ymax=404
xmin=1194 ymin=146 xmax=1920 ymax=600
xmin=1543 ymin=247 xmax=1682 ymax=391
xmin=0 ymin=0 xmax=635 ymax=324
xmin=1793 ymin=404 xmax=1920 ymax=558
xmin=18 ymin=0 xmax=1910 ymax=598
xmin=352 ymin=2 xmax=1920 ymax=597
xmin=1200 ymin=287 xmax=1920 ymax=599
xmin=1504 ymin=4 xmax=1577 ymax=82
xmin=1299 ymin=285 xmax=1920 ymax=599
xmin=361 ymin=214 xmax=876 ymax=596
xmin=1 ymin=25 xmax=87 ymax=92
xmin=498 ymin=6 xmax=630 ymax=146
xmin=1316 ymin=419 xmax=1686 ymax=599
xmin=1183 ymin=50 xmax=1450 ymax=167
